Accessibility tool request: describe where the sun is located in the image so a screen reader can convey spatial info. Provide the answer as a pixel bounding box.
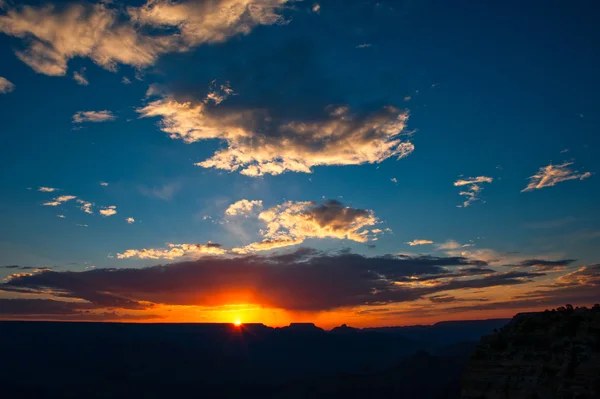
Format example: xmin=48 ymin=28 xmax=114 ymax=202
xmin=233 ymin=319 xmax=242 ymax=327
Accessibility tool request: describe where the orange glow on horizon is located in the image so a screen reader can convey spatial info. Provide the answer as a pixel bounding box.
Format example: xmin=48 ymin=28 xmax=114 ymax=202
xmin=233 ymin=319 xmax=242 ymax=327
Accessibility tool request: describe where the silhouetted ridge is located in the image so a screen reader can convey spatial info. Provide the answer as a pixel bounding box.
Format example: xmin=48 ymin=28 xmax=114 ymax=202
xmin=462 ymin=305 xmax=600 ymax=398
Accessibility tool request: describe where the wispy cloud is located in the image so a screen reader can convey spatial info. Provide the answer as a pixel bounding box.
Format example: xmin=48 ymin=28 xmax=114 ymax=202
xmin=0 ymin=76 xmax=15 ymax=94
xmin=122 ymin=77 xmax=132 ymax=85
xmin=43 ymin=195 xmax=77 ymax=206
xmin=406 ymin=239 xmax=434 ymax=246
xmin=73 ymin=69 xmax=88 ymax=85
xmin=126 ymin=217 xmax=135 ymax=224
xmin=225 ymin=199 xmax=263 ymax=217
xmin=356 ymin=43 xmax=372 ymax=48
xmin=522 ymin=162 xmax=591 ymax=192
xmin=99 ymin=182 xmax=109 ymax=187
xmin=524 ymin=217 xmax=579 ymax=229
xmin=38 ymin=186 xmax=57 ymax=192
xmin=454 ymin=176 xmax=493 ymax=207
xmin=138 ymin=182 xmax=181 ymax=201
xmin=72 ymin=110 xmax=116 ymax=123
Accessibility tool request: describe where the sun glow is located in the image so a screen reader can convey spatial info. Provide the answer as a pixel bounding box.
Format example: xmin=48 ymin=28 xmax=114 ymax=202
xmin=233 ymin=319 xmax=242 ymax=327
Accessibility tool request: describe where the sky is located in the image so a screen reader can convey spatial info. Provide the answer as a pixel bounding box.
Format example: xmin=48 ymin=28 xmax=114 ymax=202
xmin=0 ymin=0 xmax=599 ymax=328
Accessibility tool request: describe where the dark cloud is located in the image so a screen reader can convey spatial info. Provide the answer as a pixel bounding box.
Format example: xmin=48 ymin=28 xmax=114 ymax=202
xmin=504 ymin=259 xmax=576 ymax=271
xmin=0 ymin=298 xmax=160 ymax=321
xmin=0 ymin=249 xmax=546 ymax=313
xmin=427 ymin=295 xmax=489 ymax=304
xmin=1 ymin=265 xmax=53 ymax=270
xmin=0 ymin=298 xmax=95 ymax=315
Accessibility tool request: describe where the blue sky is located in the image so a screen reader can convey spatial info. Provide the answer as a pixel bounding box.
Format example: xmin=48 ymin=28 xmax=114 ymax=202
xmin=0 ymin=0 xmax=598 ymax=325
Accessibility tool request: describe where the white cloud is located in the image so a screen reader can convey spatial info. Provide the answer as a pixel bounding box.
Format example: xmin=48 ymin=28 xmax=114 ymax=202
xmin=406 ymin=239 xmax=434 ymax=246
xmin=100 ymin=182 xmax=109 ymax=187
xmin=73 ymin=70 xmax=88 ymax=85
xmin=453 ymin=176 xmax=493 ymax=207
xmin=76 ymin=224 xmax=88 ymax=227
xmin=225 ymin=199 xmax=263 ymax=216
xmin=126 ymin=217 xmax=135 ymax=224
xmin=43 ymin=195 xmax=77 ymax=206
xmin=122 ymin=76 xmax=132 ymax=85
xmin=77 ymin=199 xmax=93 ymax=214
xmin=57 ymin=214 xmax=66 ymax=219
xmin=522 ymin=162 xmax=591 ymax=192
xmin=117 ymin=242 xmax=225 ymax=260
xmin=38 ymin=187 xmax=57 ymax=192
xmin=356 ymin=43 xmax=372 ymax=48
xmin=0 ymin=1 xmax=289 ymax=76
xmin=73 ymin=110 xmax=116 ymax=123
xmin=391 ymin=178 xmax=398 ymax=184
xmin=454 ymin=176 xmax=493 ymax=187
xmin=0 ymin=76 xmax=15 ymax=93
xmin=99 ymin=206 xmax=117 ymax=217
xmin=232 ymin=199 xmax=379 ymax=253
xmin=138 ymin=91 xmax=413 ymax=176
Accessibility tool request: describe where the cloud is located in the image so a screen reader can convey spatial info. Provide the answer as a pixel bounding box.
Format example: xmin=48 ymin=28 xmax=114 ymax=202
xmin=117 ymin=242 xmax=226 ymax=260
xmin=73 ymin=70 xmax=88 ymax=85
xmin=406 ymin=239 xmax=434 ymax=246
xmin=453 ymin=176 xmax=493 ymax=207
xmin=77 ymin=199 xmax=93 ymax=214
xmin=38 ymin=186 xmax=57 ymax=192
xmin=0 ymin=1 xmax=290 ymax=76
xmin=509 ymin=264 xmax=600 ymax=306
xmin=138 ymin=89 xmax=413 ymax=176
xmin=524 ymin=217 xmax=579 ymax=229
xmin=126 ymin=217 xmax=135 ymax=224
xmin=391 ymin=178 xmax=398 ymax=184
xmin=1 ymin=249 xmax=536 ymax=312
xmin=43 ymin=195 xmax=77 ymax=206
xmin=232 ymin=200 xmax=379 ymax=253
xmin=453 ymin=176 xmax=493 ymax=187
xmin=0 ymin=298 xmax=96 ymax=315
xmin=72 ymin=110 xmax=116 ymax=123
xmin=427 ymin=294 xmax=488 ymax=304
xmin=100 ymin=181 xmax=109 ymax=187
xmin=57 ymin=214 xmax=66 ymax=219
xmin=312 ymin=3 xmax=320 ymax=13
xmin=138 ymin=182 xmax=181 ymax=201
xmin=99 ymin=206 xmax=117 ymax=217
xmin=122 ymin=77 xmax=132 ymax=85
xmin=356 ymin=43 xmax=372 ymax=48
xmin=225 ymin=199 xmax=263 ymax=216
xmin=504 ymin=258 xmax=576 ymax=271
xmin=522 ymin=162 xmax=591 ymax=192
xmin=0 ymin=76 xmax=15 ymax=93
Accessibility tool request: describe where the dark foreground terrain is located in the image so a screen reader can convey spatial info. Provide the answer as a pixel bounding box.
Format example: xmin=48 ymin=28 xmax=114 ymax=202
xmin=462 ymin=305 xmax=600 ymax=399
xmin=0 ymin=318 xmax=508 ymax=399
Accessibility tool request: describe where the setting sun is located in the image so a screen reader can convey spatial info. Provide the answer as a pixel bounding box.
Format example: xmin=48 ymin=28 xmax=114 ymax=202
xmin=233 ymin=320 xmax=242 ymax=327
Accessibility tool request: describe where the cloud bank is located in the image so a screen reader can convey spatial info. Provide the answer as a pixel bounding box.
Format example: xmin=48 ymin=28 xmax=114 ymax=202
xmin=0 ymin=0 xmax=290 ymax=76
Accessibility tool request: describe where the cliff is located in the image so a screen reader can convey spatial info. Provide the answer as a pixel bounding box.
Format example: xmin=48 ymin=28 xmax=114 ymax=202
xmin=461 ymin=305 xmax=600 ymax=399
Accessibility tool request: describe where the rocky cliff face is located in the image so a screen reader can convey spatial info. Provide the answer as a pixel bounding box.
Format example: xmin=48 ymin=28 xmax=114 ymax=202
xmin=461 ymin=305 xmax=600 ymax=399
